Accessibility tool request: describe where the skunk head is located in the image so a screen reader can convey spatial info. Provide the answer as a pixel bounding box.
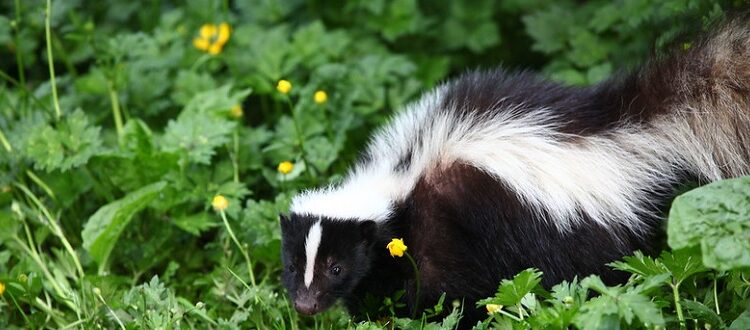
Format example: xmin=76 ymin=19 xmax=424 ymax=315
xmin=280 ymin=213 xmax=378 ymax=315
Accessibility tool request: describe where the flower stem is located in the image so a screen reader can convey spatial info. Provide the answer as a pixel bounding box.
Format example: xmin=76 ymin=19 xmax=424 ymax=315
xmin=497 ymin=308 xmax=521 ymax=322
xmin=713 ymin=279 xmax=720 ymax=315
xmin=219 ymin=210 xmax=257 ymax=287
xmin=405 ymin=252 xmax=421 ymax=318
xmin=107 ymin=81 xmax=124 ymax=144
xmin=45 ymin=0 xmax=62 ymax=120
xmin=231 ymin=130 xmax=240 ymax=183
xmin=672 ymin=282 xmax=685 ymax=328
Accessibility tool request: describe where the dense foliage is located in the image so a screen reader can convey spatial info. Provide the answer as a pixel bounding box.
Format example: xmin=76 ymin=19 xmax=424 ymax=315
xmin=0 ymin=0 xmax=749 ymax=329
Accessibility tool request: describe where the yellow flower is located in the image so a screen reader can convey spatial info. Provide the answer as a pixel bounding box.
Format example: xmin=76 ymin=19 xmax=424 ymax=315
xmin=386 ymin=238 xmax=408 ymax=257
xmin=216 ymin=23 xmax=231 ymax=44
xmin=277 ymin=80 xmax=292 ymax=94
xmin=230 ymin=105 xmax=243 ymax=119
xmin=193 ymin=22 xmax=231 ymax=55
xmin=0 ymin=281 xmax=4 ymax=296
xmin=212 ymin=195 xmax=229 ymax=212
xmin=277 ymin=161 xmax=294 ymax=174
xmin=486 ymin=304 xmax=502 ymax=314
xmin=314 ymin=90 xmax=328 ymax=104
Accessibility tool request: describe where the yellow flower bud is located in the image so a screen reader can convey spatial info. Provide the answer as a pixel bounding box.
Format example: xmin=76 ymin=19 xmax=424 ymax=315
xmin=386 ymin=238 xmax=408 ymax=257
xmin=212 ymin=195 xmax=229 ymax=212
xmin=277 ymin=161 xmax=294 ymax=174
xmin=486 ymin=304 xmax=502 ymax=314
xmin=314 ymin=90 xmax=328 ymax=104
xmin=230 ymin=105 xmax=243 ymax=118
xmin=277 ymin=80 xmax=292 ymax=94
xmin=0 ymin=281 xmax=5 ymax=296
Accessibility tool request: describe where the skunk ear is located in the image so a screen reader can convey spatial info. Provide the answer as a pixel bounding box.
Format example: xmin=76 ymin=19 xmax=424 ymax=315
xmin=359 ymin=220 xmax=378 ymax=242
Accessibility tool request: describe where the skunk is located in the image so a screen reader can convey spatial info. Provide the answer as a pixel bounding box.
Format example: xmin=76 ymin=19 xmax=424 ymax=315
xmin=280 ymin=18 xmax=750 ymax=326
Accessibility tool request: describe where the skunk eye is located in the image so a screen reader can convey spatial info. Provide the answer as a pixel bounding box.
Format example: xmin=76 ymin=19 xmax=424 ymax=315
xmin=288 ymin=265 xmax=296 ymax=273
xmin=330 ymin=265 xmax=341 ymax=276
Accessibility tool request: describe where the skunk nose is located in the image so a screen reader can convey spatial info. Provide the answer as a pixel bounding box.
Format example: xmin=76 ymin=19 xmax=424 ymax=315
xmin=294 ymin=296 xmax=319 ymax=315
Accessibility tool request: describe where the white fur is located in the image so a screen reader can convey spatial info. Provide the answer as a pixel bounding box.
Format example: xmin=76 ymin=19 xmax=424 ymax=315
xmin=290 ymin=86 xmax=746 ymax=233
xmin=303 ymin=220 xmax=322 ymax=287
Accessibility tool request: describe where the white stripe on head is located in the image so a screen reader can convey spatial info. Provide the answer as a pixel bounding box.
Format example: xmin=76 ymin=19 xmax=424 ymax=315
xmin=303 ymin=220 xmax=323 ymax=288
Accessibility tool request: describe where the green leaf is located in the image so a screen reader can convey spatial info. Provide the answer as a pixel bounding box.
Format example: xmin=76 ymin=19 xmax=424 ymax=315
xmin=681 ymin=300 xmax=724 ymax=329
xmin=171 ymin=213 xmax=218 ymax=236
xmin=523 ymin=6 xmax=572 ymax=54
xmin=25 ymin=110 xmax=103 ymax=172
xmin=668 ymin=176 xmax=750 ymax=270
xmin=0 ymin=210 xmax=18 ymax=242
xmin=658 ymin=249 xmax=708 ymax=284
xmin=729 ymin=311 xmax=750 ymax=330
xmin=82 ymin=181 xmax=167 ymax=273
xmin=161 ymin=111 xmax=236 ymax=165
xmin=610 ymin=250 xmax=667 ymax=278
xmin=479 ymin=269 xmax=543 ymax=307
xmin=618 ymin=291 xmax=664 ymax=326
xmin=574 ymin=295 xmax=619 ymax=330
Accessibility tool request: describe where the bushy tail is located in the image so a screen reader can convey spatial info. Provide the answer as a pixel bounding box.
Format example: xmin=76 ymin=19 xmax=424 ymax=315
xmin=639 ymin=16 xmax=750 ymax=180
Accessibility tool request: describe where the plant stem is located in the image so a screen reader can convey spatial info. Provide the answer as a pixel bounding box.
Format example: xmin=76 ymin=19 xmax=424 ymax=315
xmin=671 ymin=283 xmax=685 ymax=328
xmin=497 ymin=308 xmax=522 ymax=322
xmin=13 ymin=0 xmax=26 ymax=87
xmin=14 ymin=183 xmax=85 ymax=279
xmin=26 ymin=170 xmax=56 ymax=200
xmin=4 ymin=293 xmax=31 ymax=325
xmin=405 ymin=252 xmax=421 ymax=318
xmin=107 ymin=81 xmax=124 ymax=143
xmin=94 ymin=288 xmax=126 ymax=330
xmin=713 ymin=279 xmax=720 ymax=315
xmin=45 ymin=0 xmax=62 ymax=120
xmin=231 ymin=130 xmax=239 ymax=183
xmin=0 ymin=126 xmax=12 ymax=152
xmin=219 ymin=210 xmax=257 ymax=287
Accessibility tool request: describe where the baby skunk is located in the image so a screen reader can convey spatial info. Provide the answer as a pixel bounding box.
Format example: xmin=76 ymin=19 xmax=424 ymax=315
xmin=280 ymin=18 xmax=750 ymax=325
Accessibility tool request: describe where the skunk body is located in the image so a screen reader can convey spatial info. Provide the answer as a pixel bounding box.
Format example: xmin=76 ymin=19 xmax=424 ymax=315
xmin=280 ymin=19 xmax=750 ymax=326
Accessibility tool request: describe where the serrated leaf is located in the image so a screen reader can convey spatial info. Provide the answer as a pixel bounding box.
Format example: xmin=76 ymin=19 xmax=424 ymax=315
xmin=161 ymin=111 xmax=236 ymax=165
xmin=580 ymin=275 xmax=617 ymax=296
xmin=172 ymin=213 xmax=217 ymax=236
xmin=82 ymin=181 xmax=167 ymax=273
xmin=610 ymin=250 xmax=667 ymax=277
xmin=480 ymin=269 xmax=542 ymax=307
xmin=25 ymin=110 xmax=103 ymax=172
xmin=658 ymin=249 xmax=708 ymax=283
xmin=574 ymin=295 xmax=619 ymax=330
xmin=618 ymin=291 xmax=664 ymax=326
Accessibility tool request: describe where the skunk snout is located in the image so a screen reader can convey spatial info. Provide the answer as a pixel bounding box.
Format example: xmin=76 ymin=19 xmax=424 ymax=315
xmin=294 ymin=290 xmax=322 ymax=315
